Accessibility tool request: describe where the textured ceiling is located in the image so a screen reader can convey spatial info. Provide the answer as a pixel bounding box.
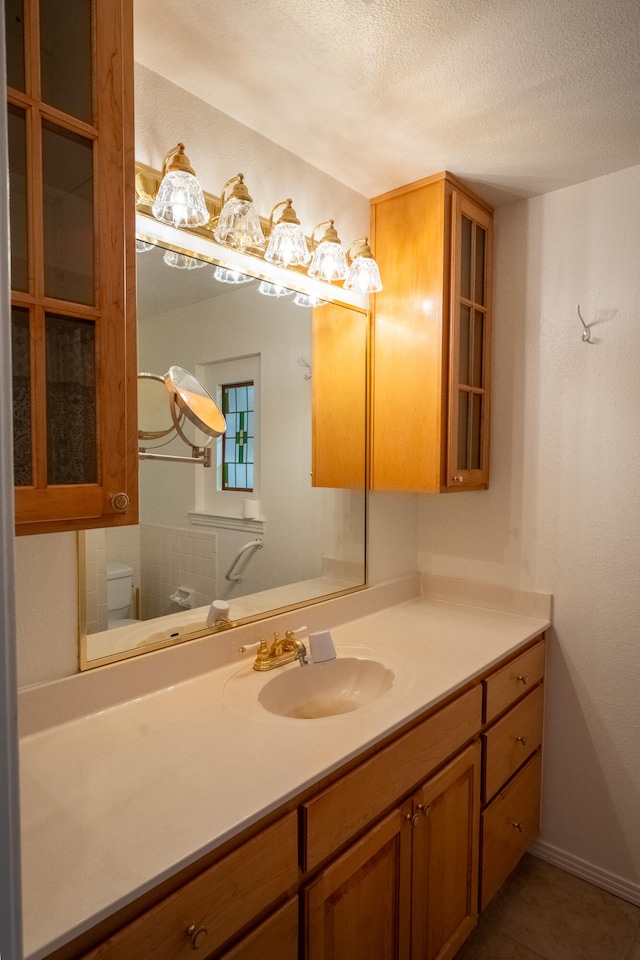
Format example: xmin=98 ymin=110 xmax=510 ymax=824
xmin=134 ymin=0 xmax=640 ymax=206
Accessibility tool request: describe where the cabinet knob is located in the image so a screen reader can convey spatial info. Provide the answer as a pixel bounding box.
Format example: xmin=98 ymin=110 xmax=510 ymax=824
xmin=516 ymin=674 xmax=529 ymax=685
xmin=452 ymin=475 xmax=464 ymax=484
xmin=110 ymin=492 xmax=130 ymax=511
xmin=511 ymin=821 xmax=524 ymax=833
xmin=404 ymin=811 xmax=422 ymax=828
xmin=186 ymin=925 xmax=208 ymax=950
xmin=515 ymin=735 xmax=527 ymax=745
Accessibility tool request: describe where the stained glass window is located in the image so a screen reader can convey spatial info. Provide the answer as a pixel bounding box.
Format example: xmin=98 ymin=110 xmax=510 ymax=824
xmin=221 ymin=381 xmax=254 ymax=491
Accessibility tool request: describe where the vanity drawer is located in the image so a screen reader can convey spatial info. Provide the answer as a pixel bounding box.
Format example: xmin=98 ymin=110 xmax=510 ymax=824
xmin=483 ymin=685 xmax=544 ymax=802
xmin=302 ymin=684 xmax=482 ymax=872
xmin=219 ymin=897 xmax=298 ymax=960
xmin=484 ymin=638 xmax=545 ymax=723
xmin=82 ymin=812 xmax=298 ymax=960
xmin=480 ymin=750 xmax=542 ymax=910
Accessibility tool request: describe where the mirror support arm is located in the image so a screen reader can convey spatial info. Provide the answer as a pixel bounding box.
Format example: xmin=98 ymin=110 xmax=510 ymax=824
xmin=138 ymin=447 xmax=212 ymax=467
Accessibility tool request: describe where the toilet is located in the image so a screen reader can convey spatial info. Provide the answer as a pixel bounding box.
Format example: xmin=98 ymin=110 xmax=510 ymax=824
xmin=106 ymin=562 xmax=139 ymax=628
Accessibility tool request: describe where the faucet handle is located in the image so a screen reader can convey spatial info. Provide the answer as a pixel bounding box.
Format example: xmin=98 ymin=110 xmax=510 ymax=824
xmin=284 ymin=625 xmax=308 ymax=639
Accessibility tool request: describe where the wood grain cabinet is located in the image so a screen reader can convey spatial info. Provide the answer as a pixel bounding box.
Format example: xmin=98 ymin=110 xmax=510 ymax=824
xmin=303 ymin=743 xmax=481 ymax=960
xmin=479 ymin=638 xmax=546 ymax=909
xmin=369 ymin=172 xmax=493 ymax=493
xmin=6 ymin=0 xmax=138 ymax=534
xmin=44 ymin=637 xmax=545 ymax=960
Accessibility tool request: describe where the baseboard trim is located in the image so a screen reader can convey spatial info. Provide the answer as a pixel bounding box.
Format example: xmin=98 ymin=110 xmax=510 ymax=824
xmin=530 ymin=840 xmax=640 ymax=906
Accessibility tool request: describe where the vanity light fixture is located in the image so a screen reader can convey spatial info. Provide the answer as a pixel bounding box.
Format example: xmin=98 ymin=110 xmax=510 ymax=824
xmin=163 ymin=249 xmax=207 ymax=270
xmin=151 ymin=143 xmax=209 ymax=229
xmin=308 ymin=220 xmax=348 ymax=282
xmin=293 ymin=292 xmax=323 ymax=308
xmin=213 ymin=173 xmax=265 ymax=250
xmin=264 ymin=199 xmax=311 ymax=267
xmin=258 ymin=280 xmax=294 ymax=297
xmin=344 ymin=238 xmax=383 ymax=294
xmin=213 ymin=266 xmax=254 ymax=285
xmin=136 ymin=238 xmax=155 ymax=253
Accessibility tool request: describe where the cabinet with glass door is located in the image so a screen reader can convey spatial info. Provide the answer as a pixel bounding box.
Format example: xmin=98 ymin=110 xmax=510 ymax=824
xmin=5 ymin=0 xmax=137 ymax=533
xmin=369 ymin=172 xmax=493 ymax=493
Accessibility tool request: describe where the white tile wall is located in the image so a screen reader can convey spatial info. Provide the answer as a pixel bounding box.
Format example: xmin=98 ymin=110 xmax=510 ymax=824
xmin=140 ymin=524 xmax=218 ymax=619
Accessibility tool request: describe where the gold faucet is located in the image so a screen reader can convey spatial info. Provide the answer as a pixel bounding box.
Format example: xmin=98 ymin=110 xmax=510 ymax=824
xmin=251 ymin=630 xmax=308 ymax=671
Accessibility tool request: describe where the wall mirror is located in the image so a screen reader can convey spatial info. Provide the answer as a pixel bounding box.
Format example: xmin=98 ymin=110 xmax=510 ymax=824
xmin=79 ymin=216 xmax=368 ymax=668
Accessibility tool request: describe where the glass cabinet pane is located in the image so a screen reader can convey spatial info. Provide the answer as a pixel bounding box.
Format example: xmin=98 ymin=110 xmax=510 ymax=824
xmin=46 ymin=314 xmax=97 ymax=484
xmin=457 ymin=391 xmax=469 ymax=470
xmin=7 ymin=104 xmax=29 ymax=292
xmin=472 ymin=311 xmax=484 ymax=388
xmin=460 ymin=215 xmax=472 ymax=301
xmin=471 ymin=394 xmax=483 ymax=469
xmin=458 ymin=304 xmax=471 ymax=385
xmin=42 ymin=122 xmax=94 ymax=304
xmin=474 ymin=225 xmax=486 ymax=306
xmin=12 ymin=308 xmax=32 ymax=486
xmin=39 ymin=0 xmax=92 ymax=122
xmin=5 ymin=0 xmax=26 ymax=91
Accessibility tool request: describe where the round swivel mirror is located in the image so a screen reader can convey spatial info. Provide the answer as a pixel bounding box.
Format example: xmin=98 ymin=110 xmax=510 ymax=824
xmin=164 ymin=365 xmax=226 ymax=438
xmin=138 ymin=367 xmax=226 ymax=465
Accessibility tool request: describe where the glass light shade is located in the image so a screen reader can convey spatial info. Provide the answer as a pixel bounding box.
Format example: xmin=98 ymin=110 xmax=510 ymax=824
xmin=163 ymin=250 xmax=207 ymax=270
xmin=214 ymin=197 xmax=265 ymax=250
xmin=136 ymin=239 xmax=155 ymax=253
xmin=213 ymin=266 xmax=253 ymax=284
xmin=344 ymin=255 xmax=383 ymax=293
xmin=264 ymin=221 xmax=310 ymax=267
xmin=293 ymin=292 xmax=323 ymax=308
xmin=152 ymin=169 xmax=209 ymax=228
xmin=258 ymin=281 xmax=294 ymax=297
xmin=308 ymin=240 xmax=348 ymax=281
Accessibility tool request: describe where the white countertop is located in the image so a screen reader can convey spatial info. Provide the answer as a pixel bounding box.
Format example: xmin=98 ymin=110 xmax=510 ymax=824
xmin=19 ymin=593 xmax=549 ymax=960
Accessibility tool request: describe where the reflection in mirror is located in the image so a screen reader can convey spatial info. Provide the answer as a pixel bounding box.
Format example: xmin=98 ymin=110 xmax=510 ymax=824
xmin=80 ymin=228 xmax=368 ymax=668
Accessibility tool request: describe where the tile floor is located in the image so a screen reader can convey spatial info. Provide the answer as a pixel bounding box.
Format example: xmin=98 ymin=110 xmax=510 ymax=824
xmin=454 ymin=855 xmax=640 ymax=960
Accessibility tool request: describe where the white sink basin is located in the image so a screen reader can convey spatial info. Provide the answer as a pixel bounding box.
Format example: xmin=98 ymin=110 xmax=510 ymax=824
xmin=258 ymin=657 xmax=394 ymax=719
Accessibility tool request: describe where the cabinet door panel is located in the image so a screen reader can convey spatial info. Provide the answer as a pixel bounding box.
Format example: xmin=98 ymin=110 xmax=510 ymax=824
xmin=480 ymin=751 xmax=542 ymax=910
xmin=411 ymin=743 xmax=480 ymax=960
xmin=220 ymin=898 xmax=298 ymax=960
xmin=304 ymin=805 xmax=412 ymax=960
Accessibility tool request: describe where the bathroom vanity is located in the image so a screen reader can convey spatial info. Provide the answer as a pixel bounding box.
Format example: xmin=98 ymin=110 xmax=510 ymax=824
xmin=19 ymin=584 xmax=549 ymax=960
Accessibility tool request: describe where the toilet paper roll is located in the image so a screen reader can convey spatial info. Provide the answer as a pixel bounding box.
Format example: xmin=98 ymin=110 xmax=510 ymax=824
xmin=243 ymin=498 xmax=260 ymax=519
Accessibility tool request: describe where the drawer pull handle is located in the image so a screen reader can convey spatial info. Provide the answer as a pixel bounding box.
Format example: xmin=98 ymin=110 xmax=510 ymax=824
xmin=511 ymin=821 xmax=524 ymax=833
xmin=516 ymin=735 xmax=527 ymax=745
xmin=405 ymin=811 xmax=423 ymax=828
xmin=186 ymin=925 xmax=208 ymax=950
xmin=516 ymin=674 xmax=529 ymax=685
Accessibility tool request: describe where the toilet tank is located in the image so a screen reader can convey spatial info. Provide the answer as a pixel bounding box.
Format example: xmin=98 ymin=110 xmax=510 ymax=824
xmin=106 ymin=562 xmax=133 ymax=613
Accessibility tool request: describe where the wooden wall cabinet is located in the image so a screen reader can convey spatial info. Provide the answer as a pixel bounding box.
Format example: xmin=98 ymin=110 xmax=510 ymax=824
xmin=311 ymin=301 xmax=368 ymax=490
xmin=369 ymin=172 xmax=493 ymax=493
xmin=6 ymin=0 xmax=138 ymax=534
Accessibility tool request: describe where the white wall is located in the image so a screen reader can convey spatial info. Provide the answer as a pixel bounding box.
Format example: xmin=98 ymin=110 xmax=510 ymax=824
xmin=418 ymin=162 xmax=640 ymax=902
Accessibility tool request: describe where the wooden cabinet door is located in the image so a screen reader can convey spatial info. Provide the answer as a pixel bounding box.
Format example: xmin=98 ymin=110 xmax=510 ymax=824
xmin=369 ymin=172 xmax=493 ymax=494
xmin=447 ymin=192 xmax=493 ymax=491
xmin=311 ymin=301 xmax=368 ymax=489
xmin=410 ymin=742 xmax=481 ymax=960
xmin=304 ymin=804 xmax=413 ymax=960
xmin=8 ymin=0 xmax=138 ymax=534
xmin=219 ymin=899 xmax=298 ymax=960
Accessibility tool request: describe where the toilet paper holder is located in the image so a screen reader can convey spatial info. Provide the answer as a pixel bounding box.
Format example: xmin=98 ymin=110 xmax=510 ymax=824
xmin=170 ymin=586 xmax=195 ymax=609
